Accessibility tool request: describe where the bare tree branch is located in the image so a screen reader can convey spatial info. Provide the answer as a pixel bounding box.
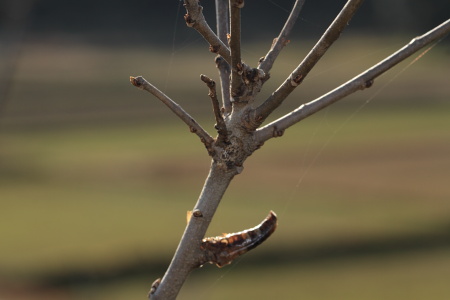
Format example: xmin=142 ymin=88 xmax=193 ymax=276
xmin=256 ymin=18 xmax=450 ymax=143
xmin=150 ymin=163 xmax=238 ymax=300
xmin=215 ymin=0 xmax=232 ymax=114
xmin=184 ymin=0 xmax=232 ymax=63
xmin=215 ymin=55 xmax=232 ymax=113
xmin=229 ymin=0 xmax=245 ymax=103
xmin=200 ymin=74 xmax=228 ymax=142
xmin=253 ymin=0 xmax=364 ymax=127
xmin=258 ymin=0 xmax=306 ymax=76
xmin=130 ymin=76 xmax=215 ymax=150
xmin=216 ymin=0 xmax=229 ymax=43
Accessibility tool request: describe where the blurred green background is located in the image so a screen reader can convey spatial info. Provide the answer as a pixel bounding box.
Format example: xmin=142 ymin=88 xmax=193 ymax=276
xmin=1 ymin=1 xmax=450 ymax=299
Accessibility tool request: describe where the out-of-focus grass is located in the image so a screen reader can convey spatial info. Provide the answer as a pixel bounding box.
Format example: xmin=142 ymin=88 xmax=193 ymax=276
xmin=179 ymin=248 xmax=450 ymax=300
xmin=77 ymin=248 xmax=450 ymax=300
xmin=1 ymin=107 xmax=449 ymax=279
xmin=0 ymin=37 xmax=449 ymax=298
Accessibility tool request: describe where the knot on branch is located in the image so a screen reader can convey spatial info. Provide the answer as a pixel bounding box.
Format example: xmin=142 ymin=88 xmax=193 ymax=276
xmin=193 ymin=209 xmax=203 ymax=218
xmin=364 ymin=79 xmax=374 ymax=88
xmin=213 ymin=127 xmax=261 ymax=172
xmin=148 ymin=278 xmax=161 ymax=297
xmin=209 ymin=44 xmax=221 ymax=54
xmin=244 ymin=67 xmax=265 ymax=84
xmin=184 ymin=13 xmax=195 ymax=27
xmin=226 ymin=33 xmax=231 ymax=45
xmin=200 ymin=211 xmax=277 ymax=267
xmin=270 ymin=36 xmax=290 ymax=49
xmin=232 ymin=0 xmax=245 ymax=8
xmin=290 ymin=73 xmax=304 ymax=87
xmin=272 ymin=126 xmax=284 ymax=137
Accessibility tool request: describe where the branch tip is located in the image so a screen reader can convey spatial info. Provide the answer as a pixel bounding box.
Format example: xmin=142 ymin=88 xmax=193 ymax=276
xmin=200 ymin=74 xmax=215 ymax=88
xmin=130 ymin=76 xmax=144 ymax=89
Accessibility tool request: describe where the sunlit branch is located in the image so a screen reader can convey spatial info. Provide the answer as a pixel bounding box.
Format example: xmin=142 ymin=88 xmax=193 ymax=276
xmin=258 ymin=0 xmax=306 ymax=76
xmin=254 ymin=0 xmax=364 ymax=126
xmin=256 ymin=18 xmax=450 ymax=143
xmin=215 ymin=0 xmax=232 ymax=114
xmin=130 ymin=76 xmax=214 ymax=150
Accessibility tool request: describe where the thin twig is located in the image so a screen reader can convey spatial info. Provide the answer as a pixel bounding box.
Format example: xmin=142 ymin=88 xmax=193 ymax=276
xmin=254 ymin=0 xmax=364 ymax=126
xmin=255 ymin=18 xmax=450 ymax=143
xmin=229 ymin=0 xmax=245 ymax=103
xmin=215 ymin=0 xmax=232 ymax=114
xmin=200 ymin=74 xmax=228 ymax=141
xmin=258 ymin=0 xmax=306 ymax=75
xmin=130 ymin=76 xmax=214 ymax=149
xmin=184 ymin=0 xmax=232 ymax=63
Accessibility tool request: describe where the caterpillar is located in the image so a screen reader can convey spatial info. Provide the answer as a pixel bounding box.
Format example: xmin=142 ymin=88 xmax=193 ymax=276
xmin=200 ymin=211 xmax=277 ymax=267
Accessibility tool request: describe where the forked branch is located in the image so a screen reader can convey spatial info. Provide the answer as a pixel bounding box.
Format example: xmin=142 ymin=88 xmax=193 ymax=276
xmin=254 ymin=0 xmax=364 ymax=126
xmin=130 ymin=76 xmax=214 ymax=150
xmin=256 ymin=18 xmax=450 ymax=143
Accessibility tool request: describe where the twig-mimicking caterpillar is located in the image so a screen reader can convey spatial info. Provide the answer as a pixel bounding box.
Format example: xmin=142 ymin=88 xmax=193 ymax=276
xmin=200 ymin=211 xmax=277 ymax=267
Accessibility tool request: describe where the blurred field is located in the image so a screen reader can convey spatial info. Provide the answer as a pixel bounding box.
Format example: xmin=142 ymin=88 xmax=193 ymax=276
xmin=1 ymin=36 xmax=449 ymax=299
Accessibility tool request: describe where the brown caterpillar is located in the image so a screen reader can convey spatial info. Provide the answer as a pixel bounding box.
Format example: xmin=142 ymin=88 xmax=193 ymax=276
xmin=200 ymin=211 xmax=277 ymax=267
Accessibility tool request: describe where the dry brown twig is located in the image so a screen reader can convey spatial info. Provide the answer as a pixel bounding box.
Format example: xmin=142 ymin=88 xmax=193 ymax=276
xmin=129 ymin=0 xmax=450 ymax=299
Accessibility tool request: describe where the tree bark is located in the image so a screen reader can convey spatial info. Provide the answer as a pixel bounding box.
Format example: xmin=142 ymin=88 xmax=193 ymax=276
xmin=150 ymin=162 xmax=237 ymax=300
